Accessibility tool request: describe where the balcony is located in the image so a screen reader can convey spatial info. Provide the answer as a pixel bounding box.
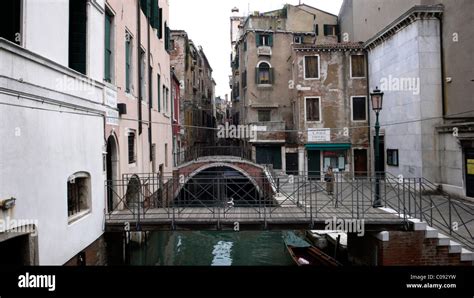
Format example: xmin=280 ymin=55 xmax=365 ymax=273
xmin=249 ymin=121 xmax=286 ymax=143
xmin=257 ymin=46 xmax=272 ymax=57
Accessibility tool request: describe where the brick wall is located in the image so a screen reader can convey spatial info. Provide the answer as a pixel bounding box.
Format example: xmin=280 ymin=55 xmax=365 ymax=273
xmin=348 ymin=231 xmax=472 ymax=266
xmin=64 ymin=235 xmax=107 ymax=266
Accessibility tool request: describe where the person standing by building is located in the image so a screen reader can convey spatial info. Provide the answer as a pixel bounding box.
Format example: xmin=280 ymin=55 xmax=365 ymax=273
xmin=325 ymin=166 xmax=335 ymax=195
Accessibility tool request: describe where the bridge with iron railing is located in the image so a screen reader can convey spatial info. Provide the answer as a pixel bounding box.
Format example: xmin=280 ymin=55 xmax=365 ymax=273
xmin=105 ymin=146 xmax=474 ymax=250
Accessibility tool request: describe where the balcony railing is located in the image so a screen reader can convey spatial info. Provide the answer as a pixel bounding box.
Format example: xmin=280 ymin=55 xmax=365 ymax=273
xmin=257 ymin=46 xmax=272 ymax=57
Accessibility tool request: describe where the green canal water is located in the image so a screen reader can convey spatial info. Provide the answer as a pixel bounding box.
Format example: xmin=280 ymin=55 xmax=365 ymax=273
xmin=111 ymin=231 xmax=297 ymax=266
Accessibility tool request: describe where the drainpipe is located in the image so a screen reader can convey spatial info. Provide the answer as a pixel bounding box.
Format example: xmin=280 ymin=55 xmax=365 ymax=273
xmin=438 ymin=14 xmax=446 ymax=118
xmin=147 ymin=7 xmax=153 ymax=162
xmin=365 ymin=49 xmax=372 ymax=176
xmin=137 ymin=0 xmax=142 ymax=135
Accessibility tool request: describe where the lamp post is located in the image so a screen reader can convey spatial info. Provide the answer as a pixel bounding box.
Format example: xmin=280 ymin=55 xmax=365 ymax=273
xmin=371 ymin=87 xmax=384 ymax=208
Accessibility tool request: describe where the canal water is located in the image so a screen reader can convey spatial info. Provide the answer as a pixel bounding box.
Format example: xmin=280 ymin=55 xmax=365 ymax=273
xmin=107 ymin=231 xmax=296 ymax=266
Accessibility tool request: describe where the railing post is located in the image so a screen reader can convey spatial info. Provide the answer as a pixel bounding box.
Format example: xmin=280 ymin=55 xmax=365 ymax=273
xmin=309 ymin=178 xmax=313 ymax=225
xmin=419 ymin=177 xmax=422 ymax=220
xmin=448 ymin=195 xmax=452 ymax=235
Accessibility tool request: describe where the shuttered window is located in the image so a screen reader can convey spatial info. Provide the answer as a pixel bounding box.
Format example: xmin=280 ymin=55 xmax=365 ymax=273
xmin=352 ymin=97 xmax=367 ymax=121
xmin=104 ymin=11 xmax=113 ymax=82
xmin=125 ymin=32 xmax=132 ymax=93
xmin=351 ymin=55 xmax=366 ymax=78
xmin=69 ymin=0 xmax=87 ymax=74
xmin=304 ymin=56 xmax=319 ymax=79
xmin=306 ymin=98 xmax=320 ymax=122
xmin=256 ymin=33 xmax=273 ymax=47
xmin=0 ymin=0 xmax=21 ymax=44
xmin=128 ymin=131 xmax=136 ymax=164
xmin=157 ymin=74 xmax=161 ymax=112
xmin=258 ymin=110 xmax=271 ymax=122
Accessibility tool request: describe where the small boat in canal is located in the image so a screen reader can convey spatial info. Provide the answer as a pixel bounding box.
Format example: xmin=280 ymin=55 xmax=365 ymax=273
xmin=286 ymin=245 xmax=342 ymax=266
xmin=283 ymin=231 xmax=342 ymax=266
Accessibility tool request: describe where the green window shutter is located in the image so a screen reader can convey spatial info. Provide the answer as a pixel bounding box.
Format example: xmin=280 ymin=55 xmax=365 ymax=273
xmin=140 ymin=0 xmax=150 ymax=17
xmin=269 ymin=68 xmax=274 ymax=84
xmin=255 ymin=67 xmax=259 ymax=84
xmin=324 ymin=25 xmax=332 ymax=36
xmin=125 ymin=39 xmax=130 ymax=92
xmin=151 ymin=0 xmax=160 ymax=29
xmin=158 ymin=8 xmax=163 ymax=39
xmin=104 ymin=12 xmax=112 ymax=82
xmin=157 ymin=74 xmax=161 ymax=112
xmin=256 ymin=33 xmax=261 ymax=46
xmin=268 ymin=34 xmax=273 ymax=47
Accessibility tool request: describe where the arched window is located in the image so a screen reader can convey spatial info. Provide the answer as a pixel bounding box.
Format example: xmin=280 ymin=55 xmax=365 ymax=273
xmin=67 ymin=172 xmax=91 ymax=219
xmin=256 ymin=62 xmax=273 ymax=85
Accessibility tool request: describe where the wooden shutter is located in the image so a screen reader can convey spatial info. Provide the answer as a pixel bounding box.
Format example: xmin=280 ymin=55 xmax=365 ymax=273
xmin=158 ymin=8 xmax=163 ymax=39
xmin=255 ymin=67 xmax=259 ymax=84
xmin=323 ymin=24 xmax=330 ymax=36
xmin=104 ymin=12 xmax=112 ymax=82
xmin=151 ymin=0 xmax=160 ymax=30
xmin=256 ymin=33 xmax=261 ymax=46
xmin=269 ymin=68 xmax=274 ymax=84
xmin=157 ymin=74 xmax=161 ymax=112
xmin=268 ymin=34 xmax=273 ymax=47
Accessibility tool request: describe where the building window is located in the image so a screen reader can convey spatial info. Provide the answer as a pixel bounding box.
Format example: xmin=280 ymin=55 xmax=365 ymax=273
xmin=162 ymin=85 xmax=166 ymax=113
xmin=139 ymin=48 xmax=146 ymax=101
xmin=323 ymin=152 xmax=346 ymax=171
xmin=351 ymin=55 xmax=366 ymax=78
xmin=125 ymin=31 xmax=132 ymax=93
xmin=67 ymin=172 xmax=91 ymax=218
xmin=351 ymin=96 xmax=367 ymax=121
xmin=258 ymin=110 xmax=271 ymax=122
xmin=256 ymin=33 xmax=273 ymax=47
xmin=0 ymin=0 xmax=21 ymax=44
xmin=128 ymin=130 xmax=136 ymax=164
xmin=387 ymin=149 xmax=399 ymax=166
xmin=305 ymin=97 xmax=321 ymax=122
xmin=256 ymin=62 xmax=273 ymax=85
xmin=304 ymin=56 xmax=320 ymax=79
xmin=165 ymin=143 xmax=169 ymax=168
xmin=323 ymin=24 xmax=338 ymax=36
xmin=242 ymin=70 xmax=247 ymax=88
xmin=69 ymin=0 xmax=88 ymax=75
xmin=165 ymin=87 xmax=169 ymax=113
xmin=104 ymin=10 xmax=114 ymax=82
xmin=294 ymin=35 xmax=303 ymax=44
xmin=157 ymin=74 xmax=161 ymax=112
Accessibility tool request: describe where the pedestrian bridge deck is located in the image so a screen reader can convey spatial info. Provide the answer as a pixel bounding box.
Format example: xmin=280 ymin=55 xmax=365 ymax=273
xmin=105 ymin=205 xmax=408 ymax=231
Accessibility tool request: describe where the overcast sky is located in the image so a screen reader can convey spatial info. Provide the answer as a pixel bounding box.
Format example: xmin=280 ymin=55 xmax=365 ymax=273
xmin=169 ymin=0 xmax=343 ymax=99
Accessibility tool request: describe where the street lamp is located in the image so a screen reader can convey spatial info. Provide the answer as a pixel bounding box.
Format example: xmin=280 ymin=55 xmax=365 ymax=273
xmin=371 ymin=87 xmax=384 ymax=208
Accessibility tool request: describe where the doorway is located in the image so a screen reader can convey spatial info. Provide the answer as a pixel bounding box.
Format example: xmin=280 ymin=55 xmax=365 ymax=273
xmin=286 ymin=153 xmax=298 ymax=175
xmin=256 ymin=145 xmax=282 ymax=170
xmin=465 ymin=149 xmax=474 ymax=197
xmin=373 ymin=136 xmax=385 ymax=177
xmin=307 ymin=150 xmax=321 ymax=179
xmin=354 ymin=149 xmax=368 ymax=176
xmin=106 ymin=135 xmax=119 ymax=212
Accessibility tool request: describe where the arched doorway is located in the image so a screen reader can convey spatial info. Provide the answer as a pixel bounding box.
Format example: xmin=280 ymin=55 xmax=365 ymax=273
xmin=106 ymin=135 xmax=119 ymax=212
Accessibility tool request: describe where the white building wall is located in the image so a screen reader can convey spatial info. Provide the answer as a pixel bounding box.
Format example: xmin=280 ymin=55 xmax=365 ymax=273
xmin=368 ymin=19 xmax=443 ymax=180
xmin=0 ymin=0 xmax=108 ymax=264
xmin=23 ymin=0 xmax=69 ymax=65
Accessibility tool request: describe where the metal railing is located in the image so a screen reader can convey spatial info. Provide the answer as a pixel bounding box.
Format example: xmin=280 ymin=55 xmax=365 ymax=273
xmin=174 ymin=146 xmax=252 ymax=166
xmin=105 ymin=171 xmax=473 ymax=249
